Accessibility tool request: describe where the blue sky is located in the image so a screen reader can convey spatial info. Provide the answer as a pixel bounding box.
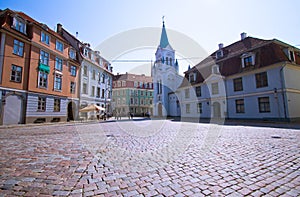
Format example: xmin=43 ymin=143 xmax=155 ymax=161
xmin=1 ymin=0 xmax=299 ymax=74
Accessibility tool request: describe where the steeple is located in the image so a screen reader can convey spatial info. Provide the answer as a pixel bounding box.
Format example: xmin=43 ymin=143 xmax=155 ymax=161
xmin=159 ymin=21 xmax=171 ymax=49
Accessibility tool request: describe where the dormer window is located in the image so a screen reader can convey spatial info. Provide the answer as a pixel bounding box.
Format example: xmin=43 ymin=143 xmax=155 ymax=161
xmin=12 ymin=17 xmax=26 ymax=34
xmin=216 ymin=50 xmax=223 ymax=59
xmin=241 ymin=53 xmax=255 ymax=68
xmin=289 ymin=50 xmax=295 ymax=62
xmin=189 ymin=72 xmax=196 ymax=83
xmin=212 ymin=65 xmax=220 ymax=74
xmin=83 ymin=48 xmax=88 ymax=57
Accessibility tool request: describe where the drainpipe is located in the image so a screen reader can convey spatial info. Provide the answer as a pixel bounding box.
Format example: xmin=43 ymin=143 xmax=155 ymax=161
xmin=280 ymin=63 xmax=288 ymax=120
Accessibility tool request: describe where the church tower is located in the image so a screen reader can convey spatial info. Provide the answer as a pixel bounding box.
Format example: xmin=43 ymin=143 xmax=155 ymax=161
xmin=152 ymin=21 xmax=181 ymax=117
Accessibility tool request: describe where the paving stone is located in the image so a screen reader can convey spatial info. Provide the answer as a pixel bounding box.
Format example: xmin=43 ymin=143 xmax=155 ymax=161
xmin=0 ymin=121 xmax=299 ymax=196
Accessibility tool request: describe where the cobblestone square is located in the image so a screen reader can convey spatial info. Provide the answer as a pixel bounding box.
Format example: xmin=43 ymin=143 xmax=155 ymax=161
xmin=0 ymin=119 xmax=299 ymax=196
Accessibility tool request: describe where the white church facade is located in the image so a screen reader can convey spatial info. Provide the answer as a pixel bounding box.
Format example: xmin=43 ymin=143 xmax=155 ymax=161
xmin=152 ymin=22 xmax=183 ymax=117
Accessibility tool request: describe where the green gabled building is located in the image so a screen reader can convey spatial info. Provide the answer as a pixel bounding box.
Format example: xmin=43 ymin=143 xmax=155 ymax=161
xmin=112 ymin=73 xmax=153 ymax=116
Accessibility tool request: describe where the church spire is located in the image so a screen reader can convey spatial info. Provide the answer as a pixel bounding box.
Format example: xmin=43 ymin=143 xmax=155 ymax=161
xmin=159 ymin=19 xmax=170 ymax=48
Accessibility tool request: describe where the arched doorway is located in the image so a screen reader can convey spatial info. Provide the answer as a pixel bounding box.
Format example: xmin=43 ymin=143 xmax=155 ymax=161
xmin=158 ymin=103 xmax=163 ymax=117
xmin=213 ymin=102 xmax=221 ymax=118
xmin=3 ymin=94 xmax=23 ymax=125
xmin=67 ymin=101 xmax=76 ymax=121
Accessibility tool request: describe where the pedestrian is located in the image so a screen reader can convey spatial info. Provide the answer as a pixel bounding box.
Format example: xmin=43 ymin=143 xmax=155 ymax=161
xmin=130 ymin=112 xmax=133 ymax=120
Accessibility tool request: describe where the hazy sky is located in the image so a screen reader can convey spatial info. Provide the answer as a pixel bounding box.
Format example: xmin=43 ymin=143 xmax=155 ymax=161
xmin=1 ymin=0 xmax=299 ymax=75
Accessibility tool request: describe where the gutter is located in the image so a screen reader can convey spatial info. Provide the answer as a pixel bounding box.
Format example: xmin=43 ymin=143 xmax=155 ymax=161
xmin=279 ymin=63 xmax=288 ymax=120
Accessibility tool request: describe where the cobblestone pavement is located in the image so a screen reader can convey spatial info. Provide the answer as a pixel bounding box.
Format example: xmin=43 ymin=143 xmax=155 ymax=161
xmin=0 ymin=119 xmax=299 ymax=196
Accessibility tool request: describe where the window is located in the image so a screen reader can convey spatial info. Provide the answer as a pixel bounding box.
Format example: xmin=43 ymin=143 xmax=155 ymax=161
xmin=241 ymin=53 xmax=255 ymax=68
xmin=141 ymin=91 xmax=144 ymax=96
xmin=212 ymin=82 xmax=219 ymax=95
xmin=134 ymin=98 xmax=138 ymax=104
xmin=82 ymin=83 xmax=87 ymax=94
xmin=122 ymin=81 xmax=126 ymax=87
xmin=70 ymin=82 xmax=76 ymax=93
xmin=37 ymin=97 xmax=46 ymax=111
xmin=69 ymin=48 xmax=76 ymax=59
xmin=10 ymin=65 xmax=22 ymax=82
xmin=101 ymin=89 xmax=105 ymax=98
xmin=185 ymin=89 xmax=190 ymax=98
xmin=186 ymin=104 xmax=190 ymax=113
xmin=39 ymin=71 xmax=48 ymax=88
xmin=83 ymin=48 xmax=88 ymax=57
xmin=97 ymin=87 xmax=101 ymax=97
xmin=289 ymin=50 xmax=295 ymax=62
xmin=130 ymin=98 xmax=134 ymax=105
xmin=41 ymin=32 xmax=50 ymax=45
xmin=233 ymin=77 xmax=243 ymax=91
xmin=195 ymin=86 xmax=201 ymax=97
xmin=243 ymin=56 xmax=253 ymax=67
xmin=212 ymin=65 xmax=220 ymax=74
xmin=56 ymin=40 xmax=63 ymax=52
xmin=216 ymin=50 xmax=223 ymax=59
xmin=54 ymin=98 xmax=60 ymax=112
xmin=13 ymin=39 xmax=24 ymax=56
xmin=55 ymin=57 xmax=63 ymax=71
xmin=54 ymin=74 xmax=62 ymax=91
xmin=102 ymin=74 xmax=105 ymax=83
xmin=13 ymin=17 xmax=26 ymax=34
xmin=255 ymin=72 xmax=268 ymax=88
xmin=258 ymin=97 xmax=270 ymax=113
xmin=83 ymin=65 xmax=88 ymax=76
xmin=40 ymin=50 xmax=49 ymax=65
xmin=197 ymin=103 xmax=202 ymax=113
xmin=141 ymin=99 xmax=144 ymax=105
xmin=91 ymin=86 xmax=95 ymax=97
xmin=70 ymin=65 xmax=76 ymax=76
xmin=135 ymin=90 xmax=139 ymax=96
xmin=235 ymin=99 xmax=245 ymax=113
xmin=149 ymin=99 xmax=152 ymax=104
xmin=189 ymin=73 xmax=196 ymax=82
xmin=92 ymin=70 xmax=96 ymax=80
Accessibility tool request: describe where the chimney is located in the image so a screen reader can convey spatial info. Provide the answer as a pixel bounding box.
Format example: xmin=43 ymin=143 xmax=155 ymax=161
xmin=76 ymin=32 xmax=78 ymax=38
xmin=218 ymin=43 xmax=224 ymax=49
xmin=57 ymin=23 xmax=62 ymax=33
xmin=241 ymin=32 xmax=247 ymax=40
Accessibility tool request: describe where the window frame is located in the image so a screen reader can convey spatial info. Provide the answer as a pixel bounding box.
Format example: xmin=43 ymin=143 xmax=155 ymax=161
xmin=10 ymin=65 xmax=22 ymax=83
xmin=70 ymin=82 xmax=76 ymax=94
xmin=55 ymin=40 xmax=64 ymax=52
xmin=70 ymin=65 xmax=77 ymax=76
xmin=186 ymin=104 xmax=190 ymax=114
xmin=13 ymin=39 xmax=24 ymax=57
xmin=255 ymin=72 xmax=268 ymax=88
xmin=40 ymin=50 xmax=49 ymax=65
xmin=38 ymin=71 xmax=48 ymax=88
xmin=37 ymin=96 xmax=46 ymax=111
xmin=53 ymin=98 xmax=61 ymax=112
xmin=195 ymin=86 xmax=201 ymax=97
xmin=233 ymin=77 xmax=243 ymax=92
xmin=235 ymin=99 xmax=245 ymax=113
xmin=41 ymin=31 xmax=50 ymax=45
xmin=54 ymin=74 xmax=62 ymax=91
xmin=55 ymin=57 xmax=63 ymax=71
xmin=211 ymin=82 xmax=219 ymax=95
xmin=197 ymin=102 xmax=202 ymax=113
xmin=258 ymin=97 xmax=270 ymax=113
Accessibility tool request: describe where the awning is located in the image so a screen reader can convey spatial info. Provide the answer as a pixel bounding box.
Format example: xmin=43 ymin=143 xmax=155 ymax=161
xmin=79 ymin=104 xmax=105 ymax=112
xmin=38 ymin=63 xmax=50 ymax=74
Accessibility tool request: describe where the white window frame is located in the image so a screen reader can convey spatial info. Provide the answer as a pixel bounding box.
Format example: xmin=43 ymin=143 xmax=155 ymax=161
xmin=241 ymin=53 xmax=255 ymax=68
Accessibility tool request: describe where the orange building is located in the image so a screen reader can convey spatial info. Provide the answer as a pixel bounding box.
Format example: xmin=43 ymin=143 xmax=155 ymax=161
xmin=0 ymin=9 xmax=80 ymax=124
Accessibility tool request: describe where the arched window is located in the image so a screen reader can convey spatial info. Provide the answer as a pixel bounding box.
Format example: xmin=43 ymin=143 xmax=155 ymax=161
xmin=170 ymin=58 xmax=172 ymax=66
xmin=166 ymin=57 xmax=169 ymax=65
